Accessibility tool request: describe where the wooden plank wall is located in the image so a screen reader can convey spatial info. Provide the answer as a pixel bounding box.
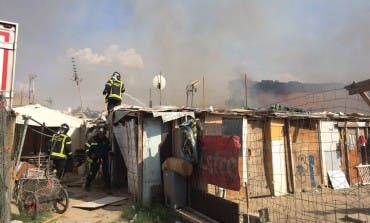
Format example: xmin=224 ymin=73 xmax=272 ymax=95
xmin=246 ymin=120 xmax=270 ymax=197
xmin=289 ymin=119 xmax=322 ymax=192
xmin=346 ymin=128 xmax=361 ymax=185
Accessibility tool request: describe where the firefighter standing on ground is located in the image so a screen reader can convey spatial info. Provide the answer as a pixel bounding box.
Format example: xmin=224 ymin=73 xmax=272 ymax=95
xmin=103 ymin=71 xmax=125 ymax=112
xmin=84 ymin=125 xmax=111 ymax=192
xmin=50 ymin=123 xmax=72 ymax=179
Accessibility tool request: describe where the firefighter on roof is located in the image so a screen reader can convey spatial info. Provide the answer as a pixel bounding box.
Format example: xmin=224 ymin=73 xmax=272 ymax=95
xmin=103 ymin=71 xmax=125 ymax=112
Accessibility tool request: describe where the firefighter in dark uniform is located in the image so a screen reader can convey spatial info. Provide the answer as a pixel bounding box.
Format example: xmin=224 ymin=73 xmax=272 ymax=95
xmin=84 ymin=125 xmax=111 ymax=192
xmin=103 ymin=71 xmax=125 ymax=112
xmin=50 ymin=123 xmax=72 ymax=179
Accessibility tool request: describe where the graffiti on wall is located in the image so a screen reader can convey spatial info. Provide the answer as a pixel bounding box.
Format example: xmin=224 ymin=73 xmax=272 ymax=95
xmin=295 ymin=153 xmax=316 ymax=187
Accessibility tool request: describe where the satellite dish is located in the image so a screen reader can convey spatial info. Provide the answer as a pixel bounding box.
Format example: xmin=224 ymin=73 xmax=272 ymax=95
xmin=152 ymin=74 xmax=166 ymax=90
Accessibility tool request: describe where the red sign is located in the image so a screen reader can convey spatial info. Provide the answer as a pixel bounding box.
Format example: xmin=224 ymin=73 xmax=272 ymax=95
xmin=0 ymin=31 xmax=10 ymax=91
xmin=199 ymin=135 xmax=241 ymax=190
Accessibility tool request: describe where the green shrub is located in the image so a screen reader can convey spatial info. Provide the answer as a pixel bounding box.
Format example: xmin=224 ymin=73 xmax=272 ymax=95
xmin=121 ymin=204 xmax=177 ymax=223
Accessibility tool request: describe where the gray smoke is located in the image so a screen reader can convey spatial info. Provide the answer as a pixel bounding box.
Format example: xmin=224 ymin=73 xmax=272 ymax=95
xmin=1 ymin=1 xmax=370 ymax=110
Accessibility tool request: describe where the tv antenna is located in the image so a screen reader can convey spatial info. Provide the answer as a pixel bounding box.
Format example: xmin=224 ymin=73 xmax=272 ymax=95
xmin=28 ymin=74 xmax=37 ymax=104
xmin=71 ymin=57 xmax=84 ymax=115
xmin=152 ymin=72 xmax=166 ymax=105
xmin=186 ymin=80 xmax=199 ymax=107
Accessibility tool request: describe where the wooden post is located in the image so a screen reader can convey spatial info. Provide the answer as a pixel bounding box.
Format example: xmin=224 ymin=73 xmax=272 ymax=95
xmin=344 ymin=122 xmax=351 ymax=183
xmin=245 ymin=182 xmax=250 ymax=223
xmin=244 ymin=73 xmax=248 ymax=109
xmin=365 ymin=126 xmax=369 ymax=164
xmin=38 ymin=125 xmax=45 ymax=168
xmin=202 ymin=76 xmax=205 ymax=108
xmin=137 ymin=114 xmax=143 ymax=203
xmin=7 ymin=113 xmax=15 ymax=180
xmin=359 ymin=92 xmax=370 ymax=107
xmin=285 ymin=118 xmax=295 ymax=193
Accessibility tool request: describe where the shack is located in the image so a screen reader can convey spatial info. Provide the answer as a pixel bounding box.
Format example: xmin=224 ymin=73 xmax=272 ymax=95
xmin=13 ymin=104 xmax=85 ymax=156
xmin=109 ymin=107 xmax=370 ymax=222
xmin=110 ymin=106 xmax=194 ymax=205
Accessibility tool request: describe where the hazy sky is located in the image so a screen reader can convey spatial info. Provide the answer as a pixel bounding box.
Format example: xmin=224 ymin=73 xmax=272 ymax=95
xmin=1 ymin=0 xmax=370 ymax=110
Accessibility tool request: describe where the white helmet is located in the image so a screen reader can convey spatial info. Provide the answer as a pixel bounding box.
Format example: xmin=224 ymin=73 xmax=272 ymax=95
xmin=112 ymin=72 xmax=121 ymax=81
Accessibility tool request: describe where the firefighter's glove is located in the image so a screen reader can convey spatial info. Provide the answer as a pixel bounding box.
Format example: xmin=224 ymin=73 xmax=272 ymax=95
xmin=86 ymin=157 xmax=93 ymax=164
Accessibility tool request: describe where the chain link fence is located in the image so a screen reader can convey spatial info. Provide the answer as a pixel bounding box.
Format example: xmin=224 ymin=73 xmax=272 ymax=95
xmin=193 ymin=114 xmax=370 ymax=222
xmin=259 ymin=88 xmax=370 ymax=114
xmin=0 ymin=95 xmax=10 ymax=223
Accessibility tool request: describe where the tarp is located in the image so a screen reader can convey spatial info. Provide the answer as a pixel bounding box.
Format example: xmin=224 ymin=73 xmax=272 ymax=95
xmin=13 ymin=104 xmax=83 ymax=128
xmin=199 ymin=135 xmax=241 ymax=190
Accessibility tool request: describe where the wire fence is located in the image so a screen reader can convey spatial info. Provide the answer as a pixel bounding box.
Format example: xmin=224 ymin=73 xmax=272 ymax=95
xmin=197 ymin=116 xmax=370 ymax=222
xmin=0 ymin=95 xmax=10 ymax=223
xmin=240 ymin=119 xmax=370 ymax=222
xmin=258 ymin=88 xmax=370 ymax=115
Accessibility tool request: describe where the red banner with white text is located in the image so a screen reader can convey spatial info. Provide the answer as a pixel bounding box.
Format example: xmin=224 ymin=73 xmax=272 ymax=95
xmin=199 ymin=135 xmax=241 ymax=191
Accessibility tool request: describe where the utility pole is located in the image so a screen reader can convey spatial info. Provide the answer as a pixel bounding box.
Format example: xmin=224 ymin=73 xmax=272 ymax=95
xmin=244 ymin=73 xmax=248 ymax=109
xmin=149 ymin=88 xmax=152 ymax=108
xmin=159 ymin=71 xmax=162 ymax=106
xmin=45 ymin=97 xmax=53 ymax=107
xmin=71 ymin=57 xmax=84 ymax=116
xmin=186 ymin=80 xmax=200 ymax=107
xmin=28 ymin=74 xmax=37 ymax=104
xmin=202 ymin=76 xmax=205 ymax=108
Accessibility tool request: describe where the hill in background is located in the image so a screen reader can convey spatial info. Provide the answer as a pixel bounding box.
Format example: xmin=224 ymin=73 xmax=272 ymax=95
xmin=226 ymin=79 xmax=345 ymax=109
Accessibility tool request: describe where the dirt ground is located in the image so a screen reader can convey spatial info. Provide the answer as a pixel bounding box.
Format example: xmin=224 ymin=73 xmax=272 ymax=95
xmin=57 ymin=177 xmax=370 ymax=223
xmin=50 ymin=173 xmax=131 ymax=223
xmin=243 ymin=184 xmax=370 ymax=223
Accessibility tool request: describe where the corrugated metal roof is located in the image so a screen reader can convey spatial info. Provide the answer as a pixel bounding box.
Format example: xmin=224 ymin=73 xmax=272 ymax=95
xmin=13 ymin=104 xmax=84 ymax=127
xmin=113 ymin=106 xmax=370 ymax=120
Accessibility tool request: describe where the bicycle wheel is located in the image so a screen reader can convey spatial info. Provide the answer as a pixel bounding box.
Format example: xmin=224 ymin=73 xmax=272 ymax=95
xmin=23 ymin=192 xmax=39 ymax=220
xmin=53 ymin=187 xmax=69 ymax=214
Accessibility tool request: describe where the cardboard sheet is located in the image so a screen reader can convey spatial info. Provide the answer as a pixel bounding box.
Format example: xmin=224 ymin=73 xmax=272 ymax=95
xmin=327 ymin=170 xmax=350 ymax=189
xmin=73 ymin=195 xmax=129 ymax=209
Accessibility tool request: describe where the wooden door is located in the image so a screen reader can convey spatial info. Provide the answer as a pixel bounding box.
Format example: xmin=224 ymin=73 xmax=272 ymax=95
xmin=347 ymin=129 xmax=361 ymax=185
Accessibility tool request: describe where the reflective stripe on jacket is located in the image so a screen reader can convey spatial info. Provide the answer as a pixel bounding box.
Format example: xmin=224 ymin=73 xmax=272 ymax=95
xmin=105 ymin=79 xmax=124 ymax=101
xmin=51 ymin=134 xmax=72 ymax=159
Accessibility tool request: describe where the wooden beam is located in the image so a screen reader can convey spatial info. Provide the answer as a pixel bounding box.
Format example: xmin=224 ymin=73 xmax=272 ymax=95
xmin=137 ymin=114 xmax=143 ymax=203
xmin=285 ymin=118 xmax=295 ymax=193
xmin=365 ymin=127 xmax=369 ymax=164
xmin=345 ymin=79 xmax=370 ymax=95
xmin=359 ymin=92 xmax=370 ymax=107
xmin=343 ymin=123 xmax=351 ymax=184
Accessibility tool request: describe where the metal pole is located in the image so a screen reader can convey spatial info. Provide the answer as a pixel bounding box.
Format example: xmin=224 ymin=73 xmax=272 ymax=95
xmin=149 ymin=88 xmax=152 ymax=108
xmin=186 ymin=89 xmax=189 ymax=107
xmin=160 ymin=89 xmax=162 ymax=106
xmin=28 ymin=76 xmax=31 ymax=104
xmin=159 ymin=72 xmax=162 ymax=106
xmin=27 ymin=116 xmax=57 ymax=134
xmin=15 ymin=116 xmax=30 ymax=169
xmin=202 ymin=76 xmax=205 ymax=108
xmin=28 ymin=74 xmax=36 ymax=104
xmin=244 ymin=73 xmax=248 ymax=109
xmin=191 ymin=86 xmax=194 ymax=107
